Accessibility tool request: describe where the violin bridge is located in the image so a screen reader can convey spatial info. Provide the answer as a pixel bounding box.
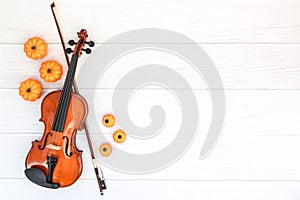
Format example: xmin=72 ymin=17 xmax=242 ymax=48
xmin=46 ymin=143 xmax=62 ymax=151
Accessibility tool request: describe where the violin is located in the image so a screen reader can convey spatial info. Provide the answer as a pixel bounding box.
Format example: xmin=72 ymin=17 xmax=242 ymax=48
xmin=24 ymin=29 xmax=94 ymax=188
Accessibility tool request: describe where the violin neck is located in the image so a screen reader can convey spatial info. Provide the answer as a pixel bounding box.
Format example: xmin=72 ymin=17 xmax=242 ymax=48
xmin=52 ymin=54 xmax=79 ymax=132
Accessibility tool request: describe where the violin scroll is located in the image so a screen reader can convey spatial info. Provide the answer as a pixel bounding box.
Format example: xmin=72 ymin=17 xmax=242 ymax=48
xmin=67 ymin=29 xmax=94 ymax=55
xmin=77 ymin=29 xmax=88 ymax=39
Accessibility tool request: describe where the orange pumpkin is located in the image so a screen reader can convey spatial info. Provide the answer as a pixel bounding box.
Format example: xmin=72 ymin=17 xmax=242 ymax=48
xmin=19 ymin=79 xmax=43 ymax=101
xmin=99 ymin=143 xmax=112 ymax=157
xmin=24 ymin=37 xmax=47 ymax=60
xmin=40 ymin=60 xmax=63 ymax=82
xmin=102 ymin=114 xmax=115 ymax=128
xmin=113 ymin=130 xmax=126 ymax=143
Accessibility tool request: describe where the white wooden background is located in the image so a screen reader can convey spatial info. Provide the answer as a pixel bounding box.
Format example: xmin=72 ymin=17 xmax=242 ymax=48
xmin=1 ymin=0 xmax=300 ymax=199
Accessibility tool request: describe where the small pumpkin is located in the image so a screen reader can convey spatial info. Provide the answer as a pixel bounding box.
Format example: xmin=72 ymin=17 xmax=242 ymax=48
xmin=40 ymin=60 xmax=63 ymax=82
xmin=102 ymin=114 xmax=115 ymax=128
xmin=113 ymin=130 xmax=126 ymax=143
xmin=24 ymin=37 xmax=47 ymax=60
xmin=99 ymin=143 xmax=112 ymax=157
xmin=19 ymin=78 xmax=42 ymax=101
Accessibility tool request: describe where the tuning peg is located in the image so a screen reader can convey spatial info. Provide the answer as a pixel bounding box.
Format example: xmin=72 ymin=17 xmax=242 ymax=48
xmin=86 ymin=41 xmax=95 ymax=47
xmin=68 ymin=40 xmax=76 ymax=46
xmin=82 ymin=48 xmax=92 ymax=54
xmin=66 ymin=48 xmax=73 ymax=54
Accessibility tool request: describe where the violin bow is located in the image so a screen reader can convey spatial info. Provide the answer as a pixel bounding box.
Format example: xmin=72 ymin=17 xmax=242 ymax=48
xmin=50 ymin=2 xmax=107 ymax=195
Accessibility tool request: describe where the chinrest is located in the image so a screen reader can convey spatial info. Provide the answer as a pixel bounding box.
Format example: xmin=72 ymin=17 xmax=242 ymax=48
xmin=24 ymin=168 xmax=60 ymax=189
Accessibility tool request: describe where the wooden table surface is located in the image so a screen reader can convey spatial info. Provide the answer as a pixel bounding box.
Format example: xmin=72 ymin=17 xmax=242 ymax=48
xmin=1 ymin=0 xmax=300 ymax=199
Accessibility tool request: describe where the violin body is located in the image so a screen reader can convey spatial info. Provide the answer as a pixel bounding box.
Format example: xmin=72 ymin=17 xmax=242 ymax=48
xmin=24 ymin=29 xmax=101 ymax=190
xmin=25 ymin=90 xmax=88 ymax=187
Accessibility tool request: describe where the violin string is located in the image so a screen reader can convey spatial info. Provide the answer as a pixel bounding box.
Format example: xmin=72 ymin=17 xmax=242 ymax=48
xmin=58 ymin=72 xmax=72 ymax=132
xmin=52 ymin=89 xmax=65 ymax=131
xmin=56 ymin=55 xmax=79 ymax=153
xmin=55 ymin=53 xmax=78 ymax=151
xmin=49 ymin=53 xmax=74 ymax=155
xmin=51 ymin=80 xmax=68 ymax=151
xmin=56 ymin=66 xmax=72 ymax=132
xmin=51 ymin=67 xmax=71 ymax=153
xmin=55 ymin=54 xmax=75 ymax=132
xmin=54 ymin=44 xmax=82 ymax=154
xmin=47 ymin=86 xmax=66 ymax=156
xmin=47 ymin=90 xmax=66 ymax=157
xmin=57 ymin=54 xmax=77 ymax=132
xmin=55 ymin=55 xmax=75 ymax=132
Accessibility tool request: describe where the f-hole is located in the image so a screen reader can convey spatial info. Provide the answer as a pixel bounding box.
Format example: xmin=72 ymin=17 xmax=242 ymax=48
xmin=62 ymin=136 xmax=73 ymax=157
xmin=38 ymin=132 xmax=52 ymax=150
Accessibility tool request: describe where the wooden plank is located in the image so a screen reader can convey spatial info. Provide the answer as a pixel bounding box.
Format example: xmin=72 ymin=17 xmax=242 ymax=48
xmin=0 ymin=44 xmax=68 ymax=89
xmin=2 ymin=134 xmax=300 ymax=180
xmin=1 ymin=89 xmax=299 ymax=135
xmin=1 ymin=44 xmax=300 ymax=89
xmin=2 ymin=0 xmax=300 ymax=199
xmin=1 ymin=180 xmax=300 ymax=200
xmin=2 ymin=0 xmax=300 ymax=43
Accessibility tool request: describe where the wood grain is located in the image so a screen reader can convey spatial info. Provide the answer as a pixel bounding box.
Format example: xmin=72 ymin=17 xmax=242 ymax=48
xmin=1 ymin=44 xmax=300 ymax=89
xmin=1 ymin=89 xmax=299 ymax=136
xmin=2 ymin=134 xmax=300 ymax=181
xmin=2 ymin=0 xmax=300 ymax=43
xmin=2 ymin=179 xmax=300 ymax=200
xmin=1 ymin=0 xmax=300 ymax=199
